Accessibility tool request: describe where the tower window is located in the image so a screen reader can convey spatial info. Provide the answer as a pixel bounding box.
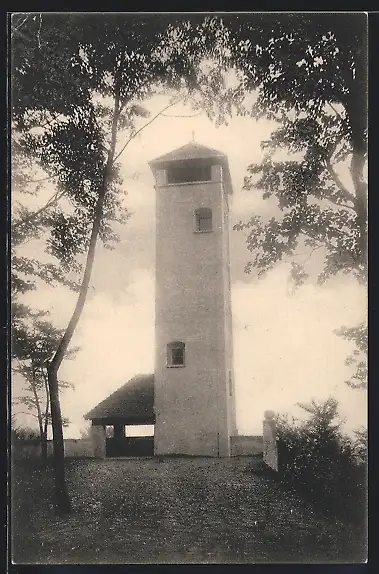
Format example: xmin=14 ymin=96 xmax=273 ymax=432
xmin=167 ymin=342 xmax=185 ymax=367
xmin=167 ymin=164 xmax=212 ymax=184
xmin=195 ymin=208 xmax=212 ymax=232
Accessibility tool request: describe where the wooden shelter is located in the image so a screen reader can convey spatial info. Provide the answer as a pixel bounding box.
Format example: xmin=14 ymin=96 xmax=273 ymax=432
xmin=84 ymin=374 xmax=155 ymax=457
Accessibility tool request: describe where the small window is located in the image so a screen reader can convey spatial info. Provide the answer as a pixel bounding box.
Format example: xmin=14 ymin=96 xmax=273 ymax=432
xmin=167 ymin=164 xmax=212 ymax=184
xmin=195 ymin=208 xmax=212 ymax=232
xmin=167 ymin=341 xmax=185 ymax=367
xmin=229 ymin=371 xmax=233 ymax=397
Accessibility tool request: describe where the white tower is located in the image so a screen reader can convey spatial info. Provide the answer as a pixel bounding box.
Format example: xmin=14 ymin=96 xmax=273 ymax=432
xmin=149 ymin=142 xmax=236 ymax=457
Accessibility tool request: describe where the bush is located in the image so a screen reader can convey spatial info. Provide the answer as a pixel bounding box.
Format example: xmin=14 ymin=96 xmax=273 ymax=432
xmin=277 ymin=398 xmax=367 ymax=523
xmin=11 ymin=425 xmax=41 ymax=444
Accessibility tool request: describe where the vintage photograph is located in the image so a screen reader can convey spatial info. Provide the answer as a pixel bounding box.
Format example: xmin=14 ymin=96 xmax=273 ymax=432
xmin=10 ymin=12 xmax=367 ymax=564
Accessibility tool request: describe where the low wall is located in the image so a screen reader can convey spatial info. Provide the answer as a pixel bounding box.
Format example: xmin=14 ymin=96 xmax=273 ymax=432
xmin=230 ymin=435 xmax=263 ymax=457
xmin=12 ymin=441 xmax=44 ymax=460
xmin=63 ymin=439 xmax=94 ymax=458
xmin=12 ymin=439 xmax=95 ymax=459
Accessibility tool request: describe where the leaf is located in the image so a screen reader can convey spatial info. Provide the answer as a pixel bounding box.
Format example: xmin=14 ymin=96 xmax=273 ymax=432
xmin=129 ymin=104 xmax=150 ymax=118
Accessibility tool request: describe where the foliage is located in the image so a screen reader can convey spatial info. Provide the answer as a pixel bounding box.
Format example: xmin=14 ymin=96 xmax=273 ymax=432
xmin=222 ymin=13 xmax=368 ymax=392
xmin=12 ymin=317 xmax=76 ymax=457
xmin=351 ymin=426 xmax=368 ymax=465
xmin=79 ymin=425 xmax=91 ymax=440
xmin=11 ymin=14 xmax=133 ymax=290
xmin=233 ymin=110 xmax=366 ymax=283
xmin=206 ymin=14 xmax=368 ymax=280
xmin=334 ymin=322 xmax=367 ymax=389
xmin=277 ymin=398 xmax=367 ymax=522
xmin=11 ymin=420 xmax=41 ymax=443
xmin=10 ymin=12 xmax=228 ymax=328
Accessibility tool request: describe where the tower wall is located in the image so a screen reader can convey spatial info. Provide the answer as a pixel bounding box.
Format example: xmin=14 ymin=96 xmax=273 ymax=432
xmin=153 ymin=162 xmax=235 ymax=456
xmin=221 ymin=190 xmax=238 ymax=439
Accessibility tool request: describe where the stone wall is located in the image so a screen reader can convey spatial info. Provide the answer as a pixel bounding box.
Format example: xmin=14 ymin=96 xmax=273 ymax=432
xmin=12 ymin=439 xmax=95 ymax=459
xmin=230 ymin=435 xmax=263 ymax=456
xmin=63 ymin=439 xmax=94 ymax=458
xmin=262 ymin=410 xmax=278 ymax=471
xmin=91 ymin=424 xmax=106 ymax=458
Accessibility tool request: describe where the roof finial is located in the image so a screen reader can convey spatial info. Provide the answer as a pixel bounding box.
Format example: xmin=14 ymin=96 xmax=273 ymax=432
xmin=191 ymin=130 xmax=195 ymax=142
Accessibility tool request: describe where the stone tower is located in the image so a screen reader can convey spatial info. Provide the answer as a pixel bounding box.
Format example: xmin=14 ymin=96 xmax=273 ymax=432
xmin=149 ymin=141 xmax=236 ymax=457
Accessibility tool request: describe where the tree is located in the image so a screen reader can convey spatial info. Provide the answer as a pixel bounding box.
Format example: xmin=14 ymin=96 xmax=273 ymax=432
xmin=11 ymin=13 xmax=226 ymax=513
xmin=277 ymin=396 xmax=366 ymax=521
xmin=12 ymin=13 xmax=148 ymax=513
xmin=11 ymin=416 xmax=41 ymax=443
xmin=219 ymin=14 xmax=368 ymax=392
xmin=12 ymin=319 xmax=77 ymax=460
xmin=222 ymin=13 xmax=367 ymax=280
xmin=78 ymin=424 xmax=91 ymax=440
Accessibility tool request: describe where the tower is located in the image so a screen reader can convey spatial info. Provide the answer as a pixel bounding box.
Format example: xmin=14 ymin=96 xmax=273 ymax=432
xmin=149 ymin=141 xmax=236 ymax=457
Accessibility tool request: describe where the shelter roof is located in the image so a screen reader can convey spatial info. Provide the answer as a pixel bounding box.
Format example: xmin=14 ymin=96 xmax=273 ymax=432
xmin=84 ymin=374 xmax=154 ymax=424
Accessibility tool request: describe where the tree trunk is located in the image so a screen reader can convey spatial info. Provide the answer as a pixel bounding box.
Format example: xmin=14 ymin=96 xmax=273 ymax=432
xmin=30 ymin=373 xmax=44 ymax=458
xmin=42 ymin=372 xmax=50 ymax=462
xmin=351 ymin=150 xmax=367 ymax=266
xmin=47 ymin=365 xmax=71 ymax=514
xmin=46 ymin=92 xmax=121 ymax=514
xmin=344 ymin=62 xmax=367 ymax=270
xmin=41 ymin=429 xmax=48 ymax=462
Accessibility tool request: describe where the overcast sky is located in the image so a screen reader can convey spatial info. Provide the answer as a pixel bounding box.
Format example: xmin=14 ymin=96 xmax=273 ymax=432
xmin=14 ymin=94 xmax=367 ymax=438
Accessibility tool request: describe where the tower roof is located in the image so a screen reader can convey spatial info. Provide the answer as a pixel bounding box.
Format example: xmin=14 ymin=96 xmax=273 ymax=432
xmin=149 ymin=141 xmax=226 ymax=165
xmin=149 ymin=141 xmax=233 ymax=194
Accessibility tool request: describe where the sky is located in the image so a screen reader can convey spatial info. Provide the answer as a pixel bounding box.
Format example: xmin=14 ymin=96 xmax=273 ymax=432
xmin=13 ymin=94 xmax=367 ymax=439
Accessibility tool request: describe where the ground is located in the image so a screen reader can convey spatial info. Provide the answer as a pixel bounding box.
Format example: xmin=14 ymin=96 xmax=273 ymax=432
xmin=11 ymin=456 xmax=366 ymax=564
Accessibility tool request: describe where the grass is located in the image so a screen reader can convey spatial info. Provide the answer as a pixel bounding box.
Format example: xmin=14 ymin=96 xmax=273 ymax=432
xmin=11 ymin=456 xmax=367 ymax=564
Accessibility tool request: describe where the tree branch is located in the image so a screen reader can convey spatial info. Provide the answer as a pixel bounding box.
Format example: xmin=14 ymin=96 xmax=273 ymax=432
xmin=13 ymin=189 xmax=65 ymax=230
xmin=13 ymin=411 xmax=39 ymax=419
xmin=327 ymin=101 xmax=344 ymax=121
xmin=114 ymin=98 xmax=183 ymax=163
xmin=324 ymin=160 xmax=356 ymax=205
xmin=299 ymin=227 xmax=338 ymax=255
xmin=11 ymin=14 xmax=30 ymax=37
xmin=161 ymin=110 xmax=202 ymax=118
xmin=37 ymin=13 xmax=42 ymax=50
xmin=302 ymin=244 xmax=324 ymax=265
xmin=320 ymin=191 xmax=355 ymax=212
xmin=26 ymin=169 xmax=64 ymax=184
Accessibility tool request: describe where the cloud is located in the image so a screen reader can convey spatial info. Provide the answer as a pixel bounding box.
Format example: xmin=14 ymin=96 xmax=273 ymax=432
xmin=232 ymin=264 xmax=366 ymax=435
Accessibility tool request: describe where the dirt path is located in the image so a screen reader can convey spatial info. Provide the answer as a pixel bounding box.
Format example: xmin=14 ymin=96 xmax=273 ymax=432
xmin=12 ymin=456 xmax=366 ymax=563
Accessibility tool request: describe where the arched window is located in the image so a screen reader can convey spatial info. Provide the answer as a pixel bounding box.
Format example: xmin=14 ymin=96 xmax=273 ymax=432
xmin=195 ymin=208 xmax=212 ymax=232
xmin=167 ymin=341 xmax=185 ymax=367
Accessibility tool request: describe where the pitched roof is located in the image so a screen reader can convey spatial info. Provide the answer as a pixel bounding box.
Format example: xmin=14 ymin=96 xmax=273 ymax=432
xmin=149 ymin=141 xmax=233 ymax=194
xmin=149 ymin=141 xmax=226 ymax=165
xmin=84 ymin=374 xmax=154 ymax=424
